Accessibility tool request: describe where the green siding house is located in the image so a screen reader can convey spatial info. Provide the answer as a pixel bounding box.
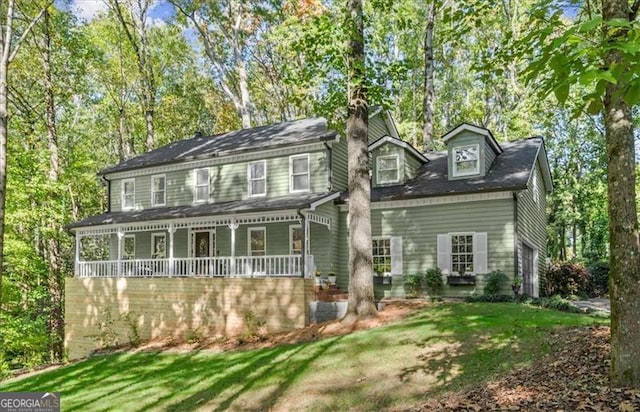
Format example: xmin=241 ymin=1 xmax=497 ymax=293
xmin=69 ymin=111 xmax=552 ymax=299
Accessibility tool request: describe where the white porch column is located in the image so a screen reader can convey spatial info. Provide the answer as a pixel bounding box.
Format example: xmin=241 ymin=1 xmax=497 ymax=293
xmin=302 ymin=213 xmax=309 ymax=278
xmin=117 ymin=228 xmax=124 ymax=277
xmin=75 ymin=233 xmax=81 ymax=276
xmin=228 ymin=219 xmax=239 ymax=276
xmin=168 ymin=223 xmax=175 ymax=276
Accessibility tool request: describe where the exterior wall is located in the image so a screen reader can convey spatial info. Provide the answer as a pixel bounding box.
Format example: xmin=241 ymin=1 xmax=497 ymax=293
xmin=516 ymin=160 xmax=548 ymax=296
xmin=368 ymin=113 xmax=389 ymax=143
xmin=65 ymin=277 xmax=315 ymax=360
xmin=310 ymin=202 xmax=339 ymax=275
xmin=110 ymin=149 xmax=329 ymax=212
xmin=332 ymin=138 xmax=348 ymax=191
xmin=446 ymin=131 xmax=495 ymax=179
xmin=405 ymin=151 xmax=423 ymax=181
xmin=336 ymin=198 xmax=516 ymax=297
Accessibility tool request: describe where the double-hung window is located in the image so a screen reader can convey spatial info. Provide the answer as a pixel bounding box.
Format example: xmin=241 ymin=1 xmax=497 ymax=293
xmin=451 ymin=234 xmax=474 ymax=274
xmin=290 ymin=154 xmax=310 ymax=192
xmin=452 ymin=145 xmax=479 ymax=176
xmin=372 ymin=237 xmax=392 ymax=275
xmin=122 ymin=178 xmax=135 ymax=210
xmin=248 ymin=160 xmax=266 ymax=197
xmin=437 ymin=232 xmax=488 ymax=275
xmin=377 ymin=154 xmax=400 ymax=184
xmin=151 ymin=174 xmax=166 ymax=206
xmin=194 ymin=168 xmax=210 ymax=202
xmin=122 ymin=235 xmax=135 ymax=260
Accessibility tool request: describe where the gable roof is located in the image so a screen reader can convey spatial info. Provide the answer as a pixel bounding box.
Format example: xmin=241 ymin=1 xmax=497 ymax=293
xmin=341 ymin=137 xmax=550 ymax=202
xmin=442 ymin=123 xmax=503 ymax=155
xmin=102 ymin=117 xmax=337 ymax=175
xmin=368 ymin=135 xmax=429 ymax=163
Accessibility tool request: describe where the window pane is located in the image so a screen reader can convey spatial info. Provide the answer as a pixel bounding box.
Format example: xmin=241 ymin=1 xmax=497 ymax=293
xmin=124 ymin=181 xmax=134 ymax=194
xmin=123 ymin=237 xmax=135 ymax=259
xmin=293 ymin=175 xmax=309 ymax=191
xmin=291 ymin=227 xmax=302 ymax=254
xmin=196 ymin=186 xmax=208 ymax=201
xmin=251 ymin=180 xmax=265 ymax=195
xmin=292 ymin=157 xmax=308 ymax=174
xmin=251 ymin=162 xmax=265 ymax=178
xmin=250 ymin=229 xmax=265 ymax=255
xmin=196 ymin=169 xmax=209 ymax=185
xmin=154 ymin=192 xmax=164 ymax=205
xmin=153 ymin=177 xmax=165 ymax=191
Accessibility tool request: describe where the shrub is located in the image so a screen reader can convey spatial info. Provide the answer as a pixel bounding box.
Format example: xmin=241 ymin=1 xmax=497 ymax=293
xmin=403 ymin=273 xmax=424 ymax=298
xmin=465 ymin=294 xmax=515 ymax=303
xmin=543 ymin=262 xmax=589 ymax=297
xmin=424 ymin=268 xmax=444 ymax=295
xmin=586 ymin=261 xmax=609 ymax=297
xmin=484 ymin=270 xmax=508 ymax=296
xmin=538 ymin=295 xmax=582 ymax=313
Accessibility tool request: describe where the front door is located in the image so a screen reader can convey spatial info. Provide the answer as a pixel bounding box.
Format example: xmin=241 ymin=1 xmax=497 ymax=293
xmin=191 ymin=230 xmax=215 ymax=275
xmin=522 ymin=243 xmax=535 ymax=296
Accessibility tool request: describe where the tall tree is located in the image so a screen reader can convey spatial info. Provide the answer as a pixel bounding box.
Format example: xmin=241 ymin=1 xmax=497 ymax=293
xmin=345 ymin=0 xmax=376 ymax=322
xmin=516 ymin=0 xmax=640 ymax=386
xmin=0 ymin=0 xmax=50 ymax=312
xmin=422 ymin=0 xmax=436 ymax=151
xmin=108 ymin=0 xmax=157 ymax=151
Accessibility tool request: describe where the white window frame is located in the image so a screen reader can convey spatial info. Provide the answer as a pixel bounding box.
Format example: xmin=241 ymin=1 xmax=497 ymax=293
xmin=289 ymin=154 xmax=310 ymax=193
xmin=452 ymin=144 xmax=480 ymax=177
xmin=151 ymin=174 xmax=166 ymax=206
xmin=248 ymin=227 xmax=266 ymax=256
xmin=248 ymin=160 xmax=267 ymax=197
xmin=372 ymin=236 xmax=392 ymax=276
xmin=376 ymin=154 xmax=400 ymax=184
xmin=437 ymin=232 xmax=488 ymax=275
xmin=122 ymin=234 xmax=135 ymax=260
xmin=194 ymin=168 xmax=210 ymax=203
xmin=289 ymin=225 xmax=302 ymax=255
xmin=151 ymin=232 xmax=166 ymax=259
xmin=532 ymin=171 xmax=539 ymax=204
xmin=121 ymin=178 xmax=135 ymax=210
xmin=450 ymin=232 xmax=475 ymax=275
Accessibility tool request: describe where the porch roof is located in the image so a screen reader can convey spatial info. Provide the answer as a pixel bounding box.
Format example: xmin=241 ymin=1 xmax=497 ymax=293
xmin=69 ymin=192 xmax=338 ymax=231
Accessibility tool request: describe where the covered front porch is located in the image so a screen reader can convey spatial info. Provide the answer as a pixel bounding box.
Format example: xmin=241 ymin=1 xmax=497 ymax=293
xmin=72 ymin=208 xmax=333 ymax=279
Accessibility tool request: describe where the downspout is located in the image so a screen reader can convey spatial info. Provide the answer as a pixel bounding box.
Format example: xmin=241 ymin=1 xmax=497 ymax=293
xmin=513 ymin=192 xmax=519 ymax=279
xmin=324 ymin=141 xmax=333 ymax=191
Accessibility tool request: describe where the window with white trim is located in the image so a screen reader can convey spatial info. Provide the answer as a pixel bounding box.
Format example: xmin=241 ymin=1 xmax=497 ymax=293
xmin=377 ymin=154 xmax=400 ymax=184
xmin=289 ymin=225 xmax=302 ymax=255
xmin=122 ymin=235 xmax=135 ymax=260
xmin=248 ymin=160 xmax=266 ymax=197
xmin=248 ymin=227 xmax=266 ymax=256
xmin=373 ymin=237 xmax=391 ymax=275
xmin=437 ymin=232 xmax=488 ymax=275
xmin=290 ymin=154 xmax=310 ymax=192
xmin=452 ymin=144 xmax=479 ymax=176
xmin=151 ymin=233 xmax=166 ymax=259
xmin=151 ymin=174 xmax=166 ymax=206
xmin=121 ymin=178 xmax=135 ymax=210
xmin=532 ymin=171 xmax=539 ymax=204
xmin=194 ymin=168 xmax=210 ymax=202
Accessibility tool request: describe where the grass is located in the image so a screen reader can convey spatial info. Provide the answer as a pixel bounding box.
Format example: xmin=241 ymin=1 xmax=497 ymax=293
xmin=1 ymin=302 xmax=608 ymax=411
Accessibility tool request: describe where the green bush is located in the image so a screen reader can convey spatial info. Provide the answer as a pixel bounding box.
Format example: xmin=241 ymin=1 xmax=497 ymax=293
xmin=424 ymin=268 xmax=444 ymax=295
xmin=544 ymin=262 xmax=588 ymax=297
xmin=537 ymin=295 xmax=582 ymax=313
xmin=403 ymin=273 xmax=424 ymax=298
xmin=586 ymin=261 xmax=609 ymax=297
xmin=465 ymin=294 xmax=515 ymax=303
xmin=484 ymin=270 xmax=508 ymax=296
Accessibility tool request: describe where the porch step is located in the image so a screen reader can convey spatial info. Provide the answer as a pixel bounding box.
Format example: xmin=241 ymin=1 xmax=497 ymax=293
xmin=315 ymin=285 xmax=348 ymax=302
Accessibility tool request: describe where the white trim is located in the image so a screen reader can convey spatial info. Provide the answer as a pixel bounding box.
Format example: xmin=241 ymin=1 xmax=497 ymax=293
xmin=121 ymin=178 xmax=135 ymax=211
xmin=289 ymin=224 xmax=302 ymax=255
xmin=307 ymin=212 xmax=331 ymax=229
xmin=452 ymin=144 xmax=480 ymax=177
xmin=104 ymin=142 xmax=327 ymax=180
xmin=189 ymin=228 xmax=216 ymax=257
xmin=372 ymin=236 xmax=392 ymax=276
xmin=338 ymin=191 xmax=513 ymax=211
xmin=376 ymin=154 xmax=400 ymax=184
xmin=289 ymin=154 xmax=310 ymax=193
xmin=194 ymin=168 xmax=210 ymax=203
xmin=151 ymin=232 xmax=167 ymax=259
xmin=448 ymin=232 xmax=475 ymax=275
xmin=122 ymin=234 xmax=135 ymax=260
xmin=368 ymin=135 xmax=429 ymax=163
xmin=248 ymin=227 xmax=266 ymax=256
xmin=533 ymin=139 xmax=554 ymax=193
xmin=247 ymin=160 xmax=267 ymax=197
xmin=442 ymin=123 xmax=503 ymax=154
xmin=309 ymin=192 xmax=340 ymax=210
xmin=151 ymin=174 xmax=166 ymax=206
xmin=532 ymin=171 xmax=539 ymax=204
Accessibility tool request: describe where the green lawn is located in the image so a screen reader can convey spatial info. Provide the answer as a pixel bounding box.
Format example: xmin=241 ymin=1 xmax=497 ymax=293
xmin=1 ymin=302 xmax=607 ymax=411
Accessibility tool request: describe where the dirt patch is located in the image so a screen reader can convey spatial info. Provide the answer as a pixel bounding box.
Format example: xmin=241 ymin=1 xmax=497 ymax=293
xmin=413 ymin=325 xmax=640 ymax=411
xmin=129 ymin=299 xmax=430 ymax=354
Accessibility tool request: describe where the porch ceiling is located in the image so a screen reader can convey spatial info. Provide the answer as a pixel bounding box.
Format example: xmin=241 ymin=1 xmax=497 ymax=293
xmin=69 ymin=192 xmax=338 ymax=234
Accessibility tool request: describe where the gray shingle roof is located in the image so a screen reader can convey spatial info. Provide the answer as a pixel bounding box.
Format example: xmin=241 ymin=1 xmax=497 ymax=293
xmin=102 ymin=117 xmax=336 ymax=175
xmin=69 ymin=192 xmax=337 ymax=229
xmin=342 ymin=137 xmax=546 ymax=202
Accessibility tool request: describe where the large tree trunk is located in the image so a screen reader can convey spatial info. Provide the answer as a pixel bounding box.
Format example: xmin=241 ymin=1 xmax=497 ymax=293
xmin=345 ymin=0 xmax=376 ymax=322
xmin=603 ymin=0 xmax=640 ymax=387
xmin=41 ymin=7 xmax=64 ymax=360
xmin=422 ymin=0 xmax=436 ymax=152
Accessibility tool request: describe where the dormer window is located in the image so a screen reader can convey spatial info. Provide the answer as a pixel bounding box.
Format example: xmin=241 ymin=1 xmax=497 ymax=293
xmin=453 ymin=145 xmax=479 ymax=177
xmin=377 ymin=154 xmax=400 ymax=184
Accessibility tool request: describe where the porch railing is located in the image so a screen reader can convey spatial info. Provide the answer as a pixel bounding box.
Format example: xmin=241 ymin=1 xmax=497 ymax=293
xmin=76 ymin=255 xmax=304 ymax=278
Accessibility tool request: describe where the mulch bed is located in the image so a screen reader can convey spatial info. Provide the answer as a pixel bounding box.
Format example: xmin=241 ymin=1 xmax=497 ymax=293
xmin=414 ymin=326 xmax=640 ymax=411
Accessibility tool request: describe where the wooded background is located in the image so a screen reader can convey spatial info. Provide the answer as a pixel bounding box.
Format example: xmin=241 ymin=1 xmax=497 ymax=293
xmin=0 ymin=0 xmax=633 ymax=372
